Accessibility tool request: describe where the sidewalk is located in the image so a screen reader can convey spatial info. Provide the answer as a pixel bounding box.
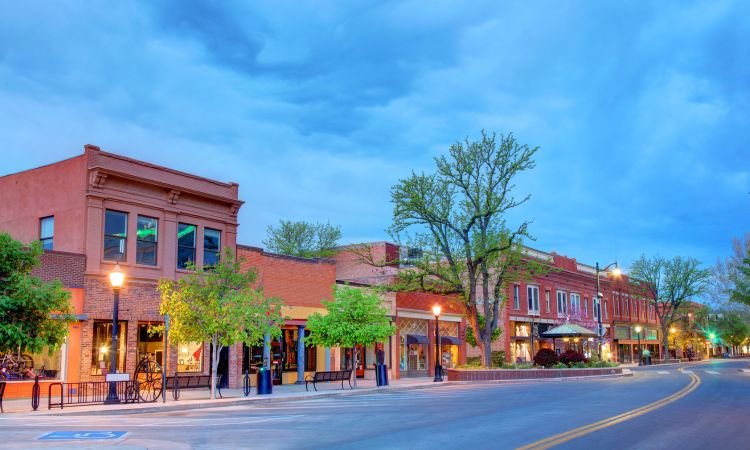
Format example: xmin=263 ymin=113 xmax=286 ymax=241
xmin=1 ymin=377 xmax=444 ymax=416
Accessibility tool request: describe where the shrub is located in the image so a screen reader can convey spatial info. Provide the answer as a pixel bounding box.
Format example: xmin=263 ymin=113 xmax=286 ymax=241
xmin=466 ymin=356 xmax=482 ymax=367
xmin=491 ymin=351 xmax=506 ymax=367
xmin=552 ymin=362 xmax=568 ymax=369
xmin=573 ymin=361 xmax=587 ymax=368
xmin=533 ymin=348 xmax=559 ymax=368
xmin=559 ymin=350 xmax=587 ymax=366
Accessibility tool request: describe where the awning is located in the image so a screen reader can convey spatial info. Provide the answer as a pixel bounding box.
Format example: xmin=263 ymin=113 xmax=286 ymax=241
xmin=406 ymin=334 xmax=429 ymax=345
xmin=541 ymin=322 xmax=598 ymax=338
xmin=441 ymin=336 xmax=461 ymax=346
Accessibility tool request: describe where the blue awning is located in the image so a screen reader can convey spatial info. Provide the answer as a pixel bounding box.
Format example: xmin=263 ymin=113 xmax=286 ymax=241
xmin=406 ymin=334 xmax=429 ymax=345
xmin=441 ymin=336 xmax=461 ymax=346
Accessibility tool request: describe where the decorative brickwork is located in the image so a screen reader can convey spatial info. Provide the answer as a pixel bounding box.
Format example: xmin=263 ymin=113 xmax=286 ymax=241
xmin=31 ymin=250 xmax=86 ymax=288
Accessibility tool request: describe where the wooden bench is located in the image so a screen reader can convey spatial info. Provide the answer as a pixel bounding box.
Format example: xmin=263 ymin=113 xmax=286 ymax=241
xmin=305 ymin=370 xmax=353 ymax=392
xmin=166 ymin=374 xmax=223 ymax=400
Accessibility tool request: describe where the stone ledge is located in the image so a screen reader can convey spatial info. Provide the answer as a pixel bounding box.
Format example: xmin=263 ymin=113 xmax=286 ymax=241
xmin=447 ymin=367 xmax=622 ymax=381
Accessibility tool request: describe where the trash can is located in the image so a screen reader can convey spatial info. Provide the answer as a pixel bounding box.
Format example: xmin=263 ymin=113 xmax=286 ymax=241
xmin=375 ymin=364 xmax=389 ymax=387
xmin=257 ymin=367 xmax=273 ymax=395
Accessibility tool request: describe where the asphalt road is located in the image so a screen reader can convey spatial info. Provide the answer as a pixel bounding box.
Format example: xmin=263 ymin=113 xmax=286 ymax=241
xmin=1 ymin=359 xmax=747 ymax=449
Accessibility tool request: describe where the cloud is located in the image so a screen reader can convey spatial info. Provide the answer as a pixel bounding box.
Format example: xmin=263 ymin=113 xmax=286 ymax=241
xmin=1 ymin=0 xmax=748 ymax=269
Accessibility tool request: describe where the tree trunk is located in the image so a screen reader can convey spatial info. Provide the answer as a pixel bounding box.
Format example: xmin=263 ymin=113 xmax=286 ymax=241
xmin=660 ymin=323 xmax=670 ymax=362
xmin=210 ymin=336 xmax=219 ymax=400
xmin=481 ymin=334 xmax=493 ymax=368
xmin=351 ymin=347 xmax=358 ymax=389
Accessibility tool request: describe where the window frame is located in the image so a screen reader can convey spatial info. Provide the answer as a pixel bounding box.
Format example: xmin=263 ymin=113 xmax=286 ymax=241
xmin=545 ymin=290 xmax=551 ymax=313
xmin=39 ymin=215 xmax=54 ymax=250
xmin=103 ymin=210 xmax=128 ymax=262
xmin=513 ymin=285 xmax=521 ymax=310
xmin=527 ymin=285 xmax=540 ymax=315
xmin=177 ymin=223 xmax=197 ymax=269
xmin=570 ymin=293 xmax=581 ymax=315
xmin=136 ymin=215 xmax=159 ymax=266
xmin=203 ymin=227 xmax=221 ymax=267
xmin=556 ymin=290 xmax=568 ymax=317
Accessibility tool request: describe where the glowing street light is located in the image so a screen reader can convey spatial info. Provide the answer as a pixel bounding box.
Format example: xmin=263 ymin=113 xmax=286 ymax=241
xmin=432 ymin=305 xmax=443 ymax=382
xmin=634 ymin=325 xmax=643 ymax=366
xmin=104 ymin=264 xmax=125 ymax=404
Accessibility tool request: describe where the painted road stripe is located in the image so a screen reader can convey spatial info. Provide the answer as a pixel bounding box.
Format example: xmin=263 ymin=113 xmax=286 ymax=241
xmin=739 ymin=369 xmax=750 ymax=373
xmin=657 ymin=371 xmax=669 ymax=375
xmin=705 ymin=370 xmax=720 ymax=375
xmin=516 ymin=371 xmax=701 ymax=450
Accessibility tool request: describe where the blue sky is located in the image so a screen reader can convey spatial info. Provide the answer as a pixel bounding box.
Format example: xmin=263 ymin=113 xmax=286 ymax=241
xmin=1 ymin=1 xmax=748 ymax=270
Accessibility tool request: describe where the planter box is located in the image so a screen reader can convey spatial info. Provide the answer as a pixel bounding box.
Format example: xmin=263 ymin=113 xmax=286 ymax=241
xmin=447 ymin=367 xmax=622 ymax=381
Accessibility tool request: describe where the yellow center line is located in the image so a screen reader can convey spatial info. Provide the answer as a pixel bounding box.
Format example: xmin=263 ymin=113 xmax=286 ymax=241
xmin=516 ymin=371 xmax=701 ymax=450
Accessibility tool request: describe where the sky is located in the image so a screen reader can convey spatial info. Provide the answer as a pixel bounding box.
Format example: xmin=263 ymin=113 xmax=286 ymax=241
xmin=0 ymin=1 xmax=748 ymax=271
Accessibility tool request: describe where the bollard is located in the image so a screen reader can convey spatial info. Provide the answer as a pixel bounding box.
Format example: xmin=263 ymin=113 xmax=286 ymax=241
xmin=243 ymin=370 xmax=251 ymax=397
xmin=31 ymin=375 xmax=40 ymax=411
xmin=172 ymin=377 xmax=180 ymax=401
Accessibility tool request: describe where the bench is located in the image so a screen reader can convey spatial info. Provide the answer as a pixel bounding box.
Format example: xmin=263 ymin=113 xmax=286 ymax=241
xmin=166 ymin=374 xmax=223 ymax=400
xmin=305 ymin=370 xmax=353 ymax=392
xmin=0 ymin=381 xmax=5 ymax=413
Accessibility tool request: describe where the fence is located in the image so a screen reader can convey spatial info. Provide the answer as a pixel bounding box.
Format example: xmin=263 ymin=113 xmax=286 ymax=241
xmin=48 ymin=380 xmax=139 ymax=409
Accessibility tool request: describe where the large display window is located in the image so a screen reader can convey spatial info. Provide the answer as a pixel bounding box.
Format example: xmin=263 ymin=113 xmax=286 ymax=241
xmin=91 ymin=320 xmax=127 ymax=375
xmin=137 ymin=323 xmax=164 ymax=367
xmin=177 ymin=342 xmax=203 ymax=373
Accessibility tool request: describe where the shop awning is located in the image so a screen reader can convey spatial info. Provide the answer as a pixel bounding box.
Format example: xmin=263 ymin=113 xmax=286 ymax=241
xmin=541 ymin=322 xmax=598 ymax=338
xmin=406 ymin=334 xmax=429 ymax=345
xmin=441 ymin=336 xmax=461 ymax=345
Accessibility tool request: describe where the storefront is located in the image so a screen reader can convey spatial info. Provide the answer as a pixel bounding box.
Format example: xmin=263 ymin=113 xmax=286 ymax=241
xmin=242 ymin=326 xmax=318 ymax=385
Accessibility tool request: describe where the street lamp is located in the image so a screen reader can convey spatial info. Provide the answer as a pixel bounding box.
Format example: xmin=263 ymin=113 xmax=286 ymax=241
xmin=595 ymin=262 xmax=620 ymax=360
xmin=104 ymin=264 xmax=124 ymax=404
xmin=635 ymin=325 xmax=642 ymax=366
xmin=432 ymin=305 xmax=443 ymax=382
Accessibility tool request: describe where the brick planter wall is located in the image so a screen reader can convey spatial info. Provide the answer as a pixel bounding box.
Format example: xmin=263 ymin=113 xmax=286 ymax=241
xmin=447 ymin=367 xmax=622 ymax=381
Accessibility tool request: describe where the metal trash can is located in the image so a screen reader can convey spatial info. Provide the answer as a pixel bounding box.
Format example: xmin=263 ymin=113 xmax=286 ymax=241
xmin=375 ymin=364 xmax=389 ymax=387
xmin=257 ymin=367 xmax=273 ymax=395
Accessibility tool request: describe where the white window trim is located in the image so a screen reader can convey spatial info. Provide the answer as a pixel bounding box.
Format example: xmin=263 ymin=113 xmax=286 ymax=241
xmin=527 ymin=285 xmax=540 ymax=315
xmin=556 ymin=290 xmax=568 ymax=317
xmin=513 ymin=284 xmax=520 ymax=310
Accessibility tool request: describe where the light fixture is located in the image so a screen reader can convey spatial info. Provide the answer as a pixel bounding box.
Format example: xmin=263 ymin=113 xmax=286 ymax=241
xmin=109 ymin=263 xmax=125 ymax=288
xmin=634 ymin=325 xmax=642 ymax=333
xmin=610 ymin=266 xmax=622 ymax=277
xmin=432 ymin=305 xmax=441 ymax=317
xmin=100 ymin=345 xmax=108 ymax=354
xmin=670 ymin=327 xmax=676 ymax=334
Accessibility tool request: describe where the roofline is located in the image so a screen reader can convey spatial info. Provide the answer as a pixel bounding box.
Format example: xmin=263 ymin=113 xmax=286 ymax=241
xmin=237 ymin=244 xmax=336 ymax=265
xmin=0 ymin=153 xmax=83 ymax=180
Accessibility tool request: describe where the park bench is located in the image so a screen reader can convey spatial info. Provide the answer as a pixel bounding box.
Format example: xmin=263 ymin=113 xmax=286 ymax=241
xmin=304 ymin=370 xmax=353 ymax=392
xmin=166 ymin=374 xmax=223 ymax=400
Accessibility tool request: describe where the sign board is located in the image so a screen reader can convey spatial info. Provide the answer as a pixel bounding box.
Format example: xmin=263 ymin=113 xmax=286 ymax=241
xmin=105 ymin=373 xmax=130 ymax=382
xmin=39 ymin=431 xmax=128 ymax=441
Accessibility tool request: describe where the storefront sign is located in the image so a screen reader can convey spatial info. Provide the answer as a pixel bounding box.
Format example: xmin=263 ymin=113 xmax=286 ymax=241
xmin=105 ymin=373 xmax=129 ymax=382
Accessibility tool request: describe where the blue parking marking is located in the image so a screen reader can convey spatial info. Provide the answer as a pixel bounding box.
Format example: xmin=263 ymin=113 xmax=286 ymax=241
xmin=39 ymin=431 xmax=128 ymax=440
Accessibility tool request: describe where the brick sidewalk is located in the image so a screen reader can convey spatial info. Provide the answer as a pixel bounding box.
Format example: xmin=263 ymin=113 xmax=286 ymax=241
xmin=1 ymin=377 xmax=441 ymax=416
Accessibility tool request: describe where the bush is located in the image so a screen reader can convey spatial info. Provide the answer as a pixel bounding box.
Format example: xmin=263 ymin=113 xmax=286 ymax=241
xmin=559 ymin=350 xmax=587 ymax=366
xmin=573 ymin=361 xmax=587 ymax=368
xmin=552 ymin=362 xmax=568 ymax=369
xmin=533 ymin=348 xmax=559 ymax=368
xmin=491 ymin=351 xmax=506 ymax=367
xmin=466 ymin=356 xmax=482 ymax=367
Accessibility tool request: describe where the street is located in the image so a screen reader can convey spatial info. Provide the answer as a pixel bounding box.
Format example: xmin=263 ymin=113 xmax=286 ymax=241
xmin=1 ymin=360 xmax=747 ymax=449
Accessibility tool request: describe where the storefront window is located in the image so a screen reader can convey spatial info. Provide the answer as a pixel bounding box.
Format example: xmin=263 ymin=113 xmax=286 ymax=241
xmin=137 ymin=323 xmax=163 ymax=367
xmin=177 ymin=342 xmax=203 ymax=372
xmin=91 ymin=321 xmax=127 ymax=375
xmin=408 ymin=344 xmax=427 ymax=370
xmin=8 ymin=347 xmax=63 ymax=379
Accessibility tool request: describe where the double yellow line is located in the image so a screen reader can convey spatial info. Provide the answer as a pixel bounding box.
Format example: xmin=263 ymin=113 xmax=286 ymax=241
xmin=517 ymin=371 xmax=701 ymax=450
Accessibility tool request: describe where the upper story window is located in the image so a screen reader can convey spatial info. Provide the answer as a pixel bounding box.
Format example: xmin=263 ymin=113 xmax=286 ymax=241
xmin=203 ymin=228 xmax=221 ymax=267
xmin=177 ymin=223 xmax=197 ymax=269
xmin=583 ymin=296 xmax=589 ymax=317
xmin=604 ymin=301 xmax=608 ymax=320
xmin=513 ymin=285 xmax=520 ymax=309
xmin=570 ymin=293 xmax=581 ymax=315
xmin=527 ymin=285 xmax=540 ymax=315
xmin=545 ymin=290 xmax=551 ymax=313
xmin=556 ymin=291 xmax=568 ymax=316
xmin=104 ymin=210 xmax=128 ymax=262
xmin=40 ymin=216 xmax=54 ymax=250
xmin=136 ymin=216 xmax=158 ymax=266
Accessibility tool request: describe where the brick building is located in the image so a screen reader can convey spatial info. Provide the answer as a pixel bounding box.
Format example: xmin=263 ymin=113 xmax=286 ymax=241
xmin=0 ymin=144 xmax=243 ymax=391
xmin=334 ymin=242 xmax=468 ymax=379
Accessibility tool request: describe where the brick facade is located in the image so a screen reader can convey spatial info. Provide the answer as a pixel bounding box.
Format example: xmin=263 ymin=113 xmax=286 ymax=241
xmin=31 ymin=250 xmax=86 ymax=288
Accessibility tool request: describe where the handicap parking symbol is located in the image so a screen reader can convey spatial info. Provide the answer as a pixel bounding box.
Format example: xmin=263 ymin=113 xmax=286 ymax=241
xmin=39 ymin=431 xmax=128 ymax=440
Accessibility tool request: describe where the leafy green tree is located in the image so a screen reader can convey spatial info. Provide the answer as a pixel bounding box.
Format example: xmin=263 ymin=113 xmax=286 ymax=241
xmin=157 ymin=247 xmax=284 ymax=399
xmin=729 ymin=246 xmax=750 ymax=307
xmin=715 ymin=311 xmax=750 ymax=355
xmin=263 ymin=220 xmax=341 ymax=258
xmin=0 ymin=233 xmax=75 ymax=356
xmin=306 ymin=285 xmax=395 ymax=387
xmin=629 ymin=255 xmax=711 ymax=361
xmin=385 ymin=131 xmax=539 ymax=366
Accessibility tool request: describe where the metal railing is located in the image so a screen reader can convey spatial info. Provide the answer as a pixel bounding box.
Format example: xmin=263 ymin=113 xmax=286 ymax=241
xmin=48 ymin=380 xmax=139 ymax=409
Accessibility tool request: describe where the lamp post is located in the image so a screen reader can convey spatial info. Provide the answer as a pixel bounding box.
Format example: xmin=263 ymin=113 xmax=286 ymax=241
xmin=595 ymin=262 xmax=621 ymax=360
xmin=432 ymin=305 xmax=443 ymax=382
xmin=635 ymin=325 xmax=642 ymax=366
xmin=104 ymin=264 xmax=125 ymax=404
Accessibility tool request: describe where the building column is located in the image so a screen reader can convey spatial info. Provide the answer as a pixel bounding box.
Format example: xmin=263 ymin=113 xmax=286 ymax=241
xmin=324 ymin=347 xmax=331 ymax=371
xmin=296 ymin=325 xmax=305 ymax=384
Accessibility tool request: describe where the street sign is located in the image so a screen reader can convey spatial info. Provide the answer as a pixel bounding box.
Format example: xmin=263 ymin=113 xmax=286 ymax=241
xmin=105 ymin=373 xmax=130 ymax=382
xmin=39 ymin=431 xmax=128 ymax=441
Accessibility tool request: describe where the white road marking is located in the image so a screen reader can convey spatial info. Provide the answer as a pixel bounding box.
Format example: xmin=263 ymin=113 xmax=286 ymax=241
xmin=739 ymin=369 xmax=750 ymax=373
xmin=657 ymin=371 xmax=669 ymax=375
xmin=705 ymin=370 xmax=720 ymax=375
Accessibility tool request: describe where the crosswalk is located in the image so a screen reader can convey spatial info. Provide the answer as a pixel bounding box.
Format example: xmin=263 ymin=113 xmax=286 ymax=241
xmin=652 ymin=368 xmax=740 ymax=376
